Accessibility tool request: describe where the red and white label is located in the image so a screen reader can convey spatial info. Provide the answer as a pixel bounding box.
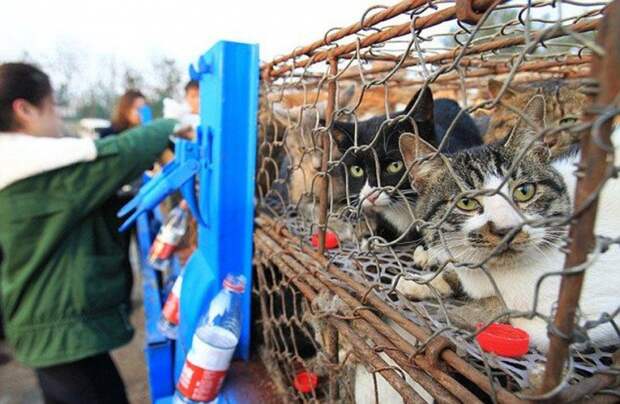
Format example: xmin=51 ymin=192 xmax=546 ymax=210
xmin=149 ymin=239 xmax=176 ymax=261
xmin=176 ymin=327 xmax=237 ymax=402
xmin=162 ymin=277 xmax=183 ymax=325
xmin=149 ymin=228 xmax=182 ymax=262
xmin=177 ymin=360 xmax=227 ymax=402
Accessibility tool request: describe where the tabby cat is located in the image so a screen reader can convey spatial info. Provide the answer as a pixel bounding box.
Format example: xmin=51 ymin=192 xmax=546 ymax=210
xmin=397 ymin=94 xmax=620 ymax=351
xmin=330 ymin=87 xmax=483 ymax=243
xmin=483 ymin=78 xmax=587 ymax=154
xmin=270 ymin=85 xmax=371 ymax=240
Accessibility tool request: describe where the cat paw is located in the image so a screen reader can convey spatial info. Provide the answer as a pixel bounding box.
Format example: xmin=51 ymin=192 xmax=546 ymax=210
xmin=510 ymin=317 xmax=549 ymax=352
xmin=360 ymin=237 xmax=371 ymax=252
xmin=359 ymin=236 xmax=389 ymax=252
xmin=395 ymin=277 xmax=434 ymax=300
xmin=395 ymin=272 xmax=453 ymax=300
xmin=413 ymin=245 xmax=435 ymax=269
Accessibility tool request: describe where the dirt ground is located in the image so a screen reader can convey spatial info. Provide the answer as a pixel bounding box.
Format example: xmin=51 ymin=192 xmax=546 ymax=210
xmin=0 ymin=302 xmax=151 ymax=404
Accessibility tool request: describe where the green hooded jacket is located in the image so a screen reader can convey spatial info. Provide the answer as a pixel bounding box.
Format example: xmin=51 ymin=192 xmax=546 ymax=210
xmin=0 ymin=119 xmax=176 ymax=367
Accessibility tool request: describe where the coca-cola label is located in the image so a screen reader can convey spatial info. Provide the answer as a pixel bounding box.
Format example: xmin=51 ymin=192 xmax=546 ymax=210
xmin=177 ymin=359 xmax=226 ymax=402
xmin=162 ymin=277 xmax=183 ymax=325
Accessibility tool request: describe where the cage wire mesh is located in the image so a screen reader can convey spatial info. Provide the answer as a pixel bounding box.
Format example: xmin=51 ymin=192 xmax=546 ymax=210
xmin=253 ymin=0 xmax=620 ymax=402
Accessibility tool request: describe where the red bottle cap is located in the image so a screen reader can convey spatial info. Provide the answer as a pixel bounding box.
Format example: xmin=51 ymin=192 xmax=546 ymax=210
xmin=293 ymin=371 xmax=318 ymax=394
xmin=310 ymin=231 xmax=339 ymax=249
xmin=223 ymin=274 xmax=246 ymax=293
xmin=476 ymin=323 xmax=529 ymax=357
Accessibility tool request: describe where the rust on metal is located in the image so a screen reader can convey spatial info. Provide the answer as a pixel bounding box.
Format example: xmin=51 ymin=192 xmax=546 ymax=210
xmin=255 ymin=214 xmax=524 ymax=404
xmin=255 ymin=228 xmax=465 ymax=403
xmin=554 ymin=352 xmax=620 ymax=402
xmin=254 ymin=229 xmax=430 ymax=403
xmin=267 ymin=0 xmax=433 ymax=68
xmin=265 ymin=0 xmax=507 ymax=79
xmin=456 ymin=0 xmax=495 ymax=25
xmin=541 ymin=0 xmax=620 ymax=395
xmin=318 ymin=57 xmax=337 ymax=255
xmin=335 ymin=18 xmax=600 ymax=81
xmin=253 ymin=0 xmax=617 ymax=401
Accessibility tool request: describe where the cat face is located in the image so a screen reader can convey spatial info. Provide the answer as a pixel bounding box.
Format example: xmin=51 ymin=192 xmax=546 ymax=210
xmin=332 ymin=118 xmax=416 ymax=208
xmin=400 ymin=95 xmax=572 ymax=268
xmin=331 ymin=88 xmax=435 ymax=210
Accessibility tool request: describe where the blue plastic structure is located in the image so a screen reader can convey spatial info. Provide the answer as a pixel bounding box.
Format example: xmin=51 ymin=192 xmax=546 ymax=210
xmin=120 ymin=40 xmax=259 ymax=403
xmin=117 ymin=141 xmax=204 ymax=232
xmin=137 ymin=210 xmax=176 ymax=400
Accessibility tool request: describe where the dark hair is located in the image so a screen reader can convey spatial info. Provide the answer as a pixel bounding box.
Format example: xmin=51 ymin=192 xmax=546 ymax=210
xmin=185 ymin=80 xmax=199 ymax=93
xmin=111 ymin=89 xmax=145 ymax=132
xmin=0 ymin=63 xmax=53 ymax=132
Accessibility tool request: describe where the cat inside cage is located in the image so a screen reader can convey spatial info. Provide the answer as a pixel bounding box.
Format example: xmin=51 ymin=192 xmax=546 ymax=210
xmin=256 ymin=73 xmax=620 ymax=400
xmin=254 ymin=1 xmax=620 ymax=402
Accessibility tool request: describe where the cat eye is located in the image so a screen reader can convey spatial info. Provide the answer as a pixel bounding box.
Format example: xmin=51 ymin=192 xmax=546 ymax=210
xmin=456 ymin=197 xmax=481 ymax=212
xmin=386 ymin=161 xmax=403 ymax=174
xmin=559 ymin=116 xmax=578 ymax=125
xmin=349 ymin=165 xmax=364 ymax=178
xmin=513 ymin=183 xmax=536 ymax=202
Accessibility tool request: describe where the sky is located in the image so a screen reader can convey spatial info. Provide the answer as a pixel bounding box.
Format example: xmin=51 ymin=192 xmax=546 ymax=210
xmin=0 ymin=0 xmax=381 ymax=74
xmin=0 ymin=0 xmax=592 ymax=98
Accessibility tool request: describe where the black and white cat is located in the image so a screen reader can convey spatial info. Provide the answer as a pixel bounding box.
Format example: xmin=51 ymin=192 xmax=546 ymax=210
xmin=397 ymin=95 xmax=620 ymax=351
xmin=330 ymin=87 xmax=483 ymax=243
xmin=354 ymin=94 xmax=619 ymax=404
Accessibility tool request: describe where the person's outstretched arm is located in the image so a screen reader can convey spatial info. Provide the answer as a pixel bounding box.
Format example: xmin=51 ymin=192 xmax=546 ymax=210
xmin=48 ymin=118 xmax=177 ymax=216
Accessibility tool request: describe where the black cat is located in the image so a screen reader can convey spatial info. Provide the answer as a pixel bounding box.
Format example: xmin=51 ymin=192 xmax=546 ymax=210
xmin=330 ymin=87 xmax=483 ymax=243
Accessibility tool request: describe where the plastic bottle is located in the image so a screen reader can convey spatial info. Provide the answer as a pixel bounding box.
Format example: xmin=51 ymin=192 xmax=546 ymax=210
xmin=148 ymin=201 xmax=188 ymax=271
xmin=158 ymin=273 xmax=183 ymax=339
xmin=174 ymin=275 xmax=246 ymax=404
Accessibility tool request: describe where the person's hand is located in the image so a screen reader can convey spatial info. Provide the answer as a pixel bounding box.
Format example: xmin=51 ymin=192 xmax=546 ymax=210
xmin=159 ymin=149 xmax=175 ymax=165
xmin=158 ymin=125 xmax=195 ymax=165
xmin=172 ymin=124 xmax=195 ymax=140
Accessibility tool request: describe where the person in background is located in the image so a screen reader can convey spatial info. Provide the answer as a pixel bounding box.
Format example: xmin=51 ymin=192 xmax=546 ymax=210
xmin=99 ymin=90 xmax=150 ymax=199
xmin=0 ymin=62 xmax=189 ymax=404
xmin=97 ymin=91 xmax=150 ymax=300
xmin=162 ymin=80 xmax=200 ymax=130
xmin=98 ymin=89 xmax=146 ymax=138
xmin=184 ymin=80 xmax=199 ymax=115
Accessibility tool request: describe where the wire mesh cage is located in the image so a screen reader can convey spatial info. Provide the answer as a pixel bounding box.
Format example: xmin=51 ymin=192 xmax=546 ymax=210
xmin=253 ymin=0 xmax=620 ymax=402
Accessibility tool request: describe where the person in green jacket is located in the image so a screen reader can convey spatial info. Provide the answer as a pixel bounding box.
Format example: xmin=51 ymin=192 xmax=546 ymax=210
xmin=0 ymin=62 xmax=186 ymax=403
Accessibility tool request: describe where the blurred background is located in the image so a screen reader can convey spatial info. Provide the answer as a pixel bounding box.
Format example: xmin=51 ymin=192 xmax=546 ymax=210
xmin=0 ymin=0 xmax=380 ymax=136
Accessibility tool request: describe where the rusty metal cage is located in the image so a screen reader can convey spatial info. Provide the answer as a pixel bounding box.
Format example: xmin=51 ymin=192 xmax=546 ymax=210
xmin=253 ymin=0 xmax=620 ymax=402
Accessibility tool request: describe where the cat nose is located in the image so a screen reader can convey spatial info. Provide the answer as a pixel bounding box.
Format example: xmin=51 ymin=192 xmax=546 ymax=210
xmin=488 ymin=222 xmax=512 ymax=238
xmin=366 ymin=192 xmax=379 ymax=203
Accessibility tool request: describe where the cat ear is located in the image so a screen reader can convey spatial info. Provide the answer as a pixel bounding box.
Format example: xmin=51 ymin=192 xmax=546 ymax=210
xmin=488 ymin=79 xmax=517 ymax=100
xmin=405 ymin=87 xmax=434 ymax=122
xmin=399 ymin=133 xmax=443 ymax=190
xmin=504 ymin=95 xmax=549 ymax=161
xmin=323 ymin=119 xmax=354 ymax=153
